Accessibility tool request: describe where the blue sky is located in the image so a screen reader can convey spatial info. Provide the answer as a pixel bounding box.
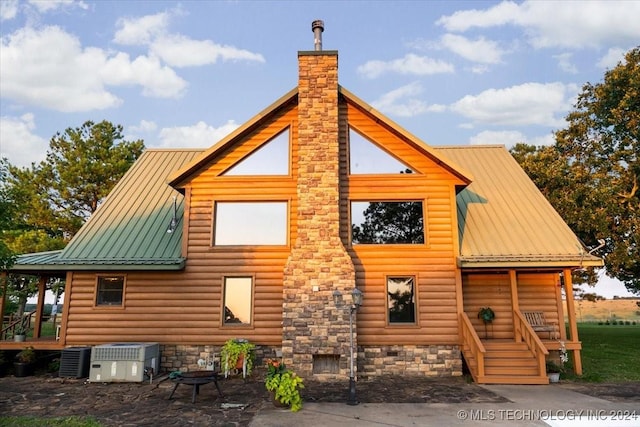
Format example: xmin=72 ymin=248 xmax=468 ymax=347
xmin=1 ymin=0 xmax=638 ymax=298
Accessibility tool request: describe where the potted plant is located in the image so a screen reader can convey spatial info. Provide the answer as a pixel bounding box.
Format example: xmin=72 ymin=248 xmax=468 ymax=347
xmin=13 ymin=322 xmax=28 ymax=342
xmin=265 ymin=359 xmax=305 ymax=412
xmin=477 ymin=307 xmax=495 ymax=338
xmin=545 ymin=360 xmax=563 ymax=383
xmin=220 ymin=338 xmax=255 ymax=377
xmin=14 ymin=346 xmax=36 ymax=377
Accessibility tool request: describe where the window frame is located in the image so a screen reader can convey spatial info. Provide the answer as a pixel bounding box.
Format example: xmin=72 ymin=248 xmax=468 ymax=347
xmin=350 ymin=200 xmax=427 ymax=246
xmin=94 ymin=275 xmax=126 ymax=308
xmin=386 ymin=275 xmax=419 ymax=326
xmin=212 ymin=200 xmax=289 ymax=247
xmin=221 ymin=275 xmax=255 ymax=328
xmin=347 ymin=125 xmax=415 ymax=175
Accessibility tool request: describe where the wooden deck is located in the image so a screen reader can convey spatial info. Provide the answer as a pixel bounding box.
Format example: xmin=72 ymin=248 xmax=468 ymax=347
xmin=0 ymin=336 xmax=64 ymax=351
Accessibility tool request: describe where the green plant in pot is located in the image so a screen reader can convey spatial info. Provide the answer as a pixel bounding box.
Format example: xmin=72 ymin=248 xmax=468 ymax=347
xmin=14 ymin=346 xmax=36 ymax=377
xmin=265 ymin=359 xmax=305 ymax=412
xmin=545 ymin=360 xmax=564 ymax=383
xmin=13 ymin=322 xmax=29 ymax=342
xmin=220 ymin=338 xmax=255 ymax=376
xmin=477 ymin=307 xmax=495 ymax=338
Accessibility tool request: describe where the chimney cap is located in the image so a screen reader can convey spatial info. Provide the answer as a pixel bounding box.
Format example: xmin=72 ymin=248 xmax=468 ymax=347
xmin=311 ymin=20 xmax=324 ymax=32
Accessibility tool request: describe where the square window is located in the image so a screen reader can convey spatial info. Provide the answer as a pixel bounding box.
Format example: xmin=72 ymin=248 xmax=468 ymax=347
xmin=223 ymin=277 xmax=253 ymax=325
xmin=96 ymin=276 xmax=124 ymax=306
xmin=387 ymin=276 xmax=416 ymax=324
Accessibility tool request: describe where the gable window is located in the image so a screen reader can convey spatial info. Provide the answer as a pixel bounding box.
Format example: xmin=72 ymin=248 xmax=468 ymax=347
xmin=387 ymin=276 xmax=416 ymax=324
xmin=222 ymin=128 xmax=290 ymax=175
xmin=349 ymin=127 xmax=414 ymax=174
xmin=351 ymin=201 xmax=425 ymax=244
xmin=214 ymin=201 xmax=288 ymax=245
xmin=96 ymin=276 xmax=125 ymax=306
xmin=223 ymin=276 xmax=253 ymax=325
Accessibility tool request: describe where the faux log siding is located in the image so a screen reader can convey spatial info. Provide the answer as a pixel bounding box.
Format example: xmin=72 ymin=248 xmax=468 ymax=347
xmin=344 ymin=102 xmax=462 ymax=346
xmin=517 ymin=272 xmax=562 ymax=338
xmin=462 ymin=273 xmax=515 ymax=339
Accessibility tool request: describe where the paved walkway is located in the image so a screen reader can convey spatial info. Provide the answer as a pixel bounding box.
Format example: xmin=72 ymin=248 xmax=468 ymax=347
xmin=249 ymin=385 xmax=640 ymax=427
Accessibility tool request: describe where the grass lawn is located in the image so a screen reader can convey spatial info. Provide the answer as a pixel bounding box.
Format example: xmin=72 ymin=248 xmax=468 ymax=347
xmin=565 ymin=323 xmax=640 ymax=382
xmin=0 ymin=416 xmax=101 ymax=427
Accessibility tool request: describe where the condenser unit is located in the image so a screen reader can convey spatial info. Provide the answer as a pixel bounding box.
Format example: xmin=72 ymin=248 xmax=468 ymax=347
xmin=89 ymin=342 xmax=160 ymax=382
xmin=59 ymin=347 xmax=91 ymax=378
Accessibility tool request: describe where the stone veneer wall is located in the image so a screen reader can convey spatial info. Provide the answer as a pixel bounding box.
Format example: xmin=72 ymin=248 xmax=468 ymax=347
xmin=160 ymin=344 xmax=279 ymax=372
xmin=281 ymin=51 xmax=357 ymax=379
xmin=159 ymin=343 xmax=462 ymax=378
xmin=359 ymin=345 xmax=463 ymax=377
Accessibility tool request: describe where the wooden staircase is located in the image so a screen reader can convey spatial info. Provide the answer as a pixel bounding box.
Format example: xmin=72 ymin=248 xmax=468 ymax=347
xmin=474 ymin=341 xmax=548 ymax=384
xmin=460 ymin=312 xmax=549 ymax=385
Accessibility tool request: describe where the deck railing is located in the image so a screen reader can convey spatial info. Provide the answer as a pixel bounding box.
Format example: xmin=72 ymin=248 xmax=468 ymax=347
xmin=513 ymin=309 xmax=548 ymax=376
xmin=459 ymin=312 xmax=486 ymax=379
xmin=1 ymin=310 xmax=36 ymax=341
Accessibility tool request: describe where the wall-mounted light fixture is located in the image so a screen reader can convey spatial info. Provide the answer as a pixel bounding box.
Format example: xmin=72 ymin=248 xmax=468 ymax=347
xmin=333 ymin=287 xmax=364 ymax=405
xmin=166 ymin=196 xmax=178 ymax=234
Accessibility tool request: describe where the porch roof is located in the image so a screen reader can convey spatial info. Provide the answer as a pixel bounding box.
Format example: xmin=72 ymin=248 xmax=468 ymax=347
xmin=438 ymin=145 xmax=603 ymax=269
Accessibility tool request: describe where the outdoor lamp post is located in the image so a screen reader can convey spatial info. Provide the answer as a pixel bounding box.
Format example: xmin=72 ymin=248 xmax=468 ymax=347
xmin=333 ymin=287 xmax=363 ymax=405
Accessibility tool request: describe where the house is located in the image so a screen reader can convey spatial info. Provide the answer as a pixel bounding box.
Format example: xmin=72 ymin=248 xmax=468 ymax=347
xmin=1 ymin=22 xmax=602 ymax=384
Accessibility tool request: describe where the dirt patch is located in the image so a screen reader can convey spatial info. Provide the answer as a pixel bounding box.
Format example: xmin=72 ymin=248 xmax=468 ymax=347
xmin=0 ymin=371 xmax=505 ymax=426
xmin=3 ymin=369 xmax=636 ymax=426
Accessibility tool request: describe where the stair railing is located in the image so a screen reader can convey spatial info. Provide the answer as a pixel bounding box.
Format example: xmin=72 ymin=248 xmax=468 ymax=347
xmin=513 ymin=310 xmax=548 ymax=377
xmin=459 ymin=312 xmax=486 ymax=380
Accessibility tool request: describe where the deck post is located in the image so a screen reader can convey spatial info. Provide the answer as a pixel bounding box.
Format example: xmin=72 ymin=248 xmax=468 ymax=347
xmin=509 ymin=270 xmax=521 ymax=342
xmin=563 ymin=268 xmax=582 ymax=375
xmin=0 ymin=272 xmax=6 ymax=335
xmin=33 ymin=276 xmax=47 ymax=338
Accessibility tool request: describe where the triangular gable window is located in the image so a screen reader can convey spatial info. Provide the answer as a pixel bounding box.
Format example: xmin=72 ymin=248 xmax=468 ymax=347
xmin=223 ymin=128 xmax=290 ymax=175
xmin=349 ymin=128 xmax=414 ymax=174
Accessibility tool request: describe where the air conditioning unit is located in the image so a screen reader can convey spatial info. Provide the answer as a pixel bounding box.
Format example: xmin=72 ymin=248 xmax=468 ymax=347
xmin=89 ymin=342 xmax=160 ymax=382
xmin=59 ymin=347 xmax=91 ymax=378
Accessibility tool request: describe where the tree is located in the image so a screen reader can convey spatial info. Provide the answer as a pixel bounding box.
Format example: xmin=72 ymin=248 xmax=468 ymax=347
xmin=512 ymin=46 xmax=639 ymax=293
xmin=1 ymin=120 xmax=144 ymax=313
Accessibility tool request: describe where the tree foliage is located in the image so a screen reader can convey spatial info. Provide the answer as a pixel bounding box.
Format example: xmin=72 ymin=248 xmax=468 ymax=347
xmin=1 ymin=120 xmax=144 ymax=308
xmin=511 ymin=46 xmax=639 ymax=293
xmin=352 ymin=201 xmax=424 ymax=244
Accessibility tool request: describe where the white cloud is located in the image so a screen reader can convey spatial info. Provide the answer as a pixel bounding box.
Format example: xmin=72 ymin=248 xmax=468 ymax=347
xmin=371 ymin=82 xmax=446 ymax=118
xmin=0 ymin=0 xmax=18 ymax=21
xmin=27 ymin=0 xmax=88 ymax=13
xmin=128 ymin=120 xmax=158 ymax=134
xmin=156 ymin=120 xmax=240 ymax=148
xmin=597 ymin=47 xmax=627 ymax=69
xmin=114 ymin=11 xmax=171 ymax=46
xmin=0 ymin=26 xmax=187 ymax=112
xmin=441 ymin=34 xmax=505 ymax=64
xmin=553 ymin=53 xmax=578 ymax=74
xmin=0 ymin=113 xmax=48 ymax=168
xmin=451 ymin=82 xmax=575 ymax=127
xmin=114 ymin=11 xmax=265 ymax=67
xmin=437 ymin=1 xmax=640 ymax=49
xmin=357 ymin=54 xmax=454 ymax=79
xmin=151 ymin=34 xmax=265 ymax=68
xmin=468 ymin=130 xmax=555 ymax=148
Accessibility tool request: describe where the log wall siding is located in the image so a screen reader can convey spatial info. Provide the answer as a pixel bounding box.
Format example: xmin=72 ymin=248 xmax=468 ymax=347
xmin=344 ymin=102 xmax=463 ymax=346
xmin=462 ymin=272 xmax=562 ymax=340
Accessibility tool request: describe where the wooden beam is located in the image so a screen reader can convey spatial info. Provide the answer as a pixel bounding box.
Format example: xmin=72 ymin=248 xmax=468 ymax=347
xmin=33 ymin=276 xmax=47 ymax=338
xmin=509 ymin=270 xmax=520 ymax=342
xmin=563 ymin=268 xmax=582 ymax=375
xmin=555 ymin=273 xmax=566 ymax=340
xmin=0 ymin=271 xmax=7 ymax=334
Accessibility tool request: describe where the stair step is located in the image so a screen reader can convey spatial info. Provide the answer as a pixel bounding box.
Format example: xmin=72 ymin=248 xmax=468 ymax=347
xmin=483 ymin=341 xmax=529 ymax=350
xmin=484 ymin=357 xmax=538 ymax=367
xmin=477 ymin=375 xmax=549 ymax=385
xmin=485 ymin=366 xmax=540 ymax=376
xmin=486 ymin=350 xmax=534 ymax=358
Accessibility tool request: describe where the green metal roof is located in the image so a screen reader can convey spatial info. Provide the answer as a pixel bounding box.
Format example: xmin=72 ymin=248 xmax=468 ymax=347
xmin=13 ymin=149 xmax=203 ymax=272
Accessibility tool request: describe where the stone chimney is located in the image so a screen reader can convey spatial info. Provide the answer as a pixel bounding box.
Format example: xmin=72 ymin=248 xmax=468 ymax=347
xmin=281 ymin=24 xmax=356 ymax=378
